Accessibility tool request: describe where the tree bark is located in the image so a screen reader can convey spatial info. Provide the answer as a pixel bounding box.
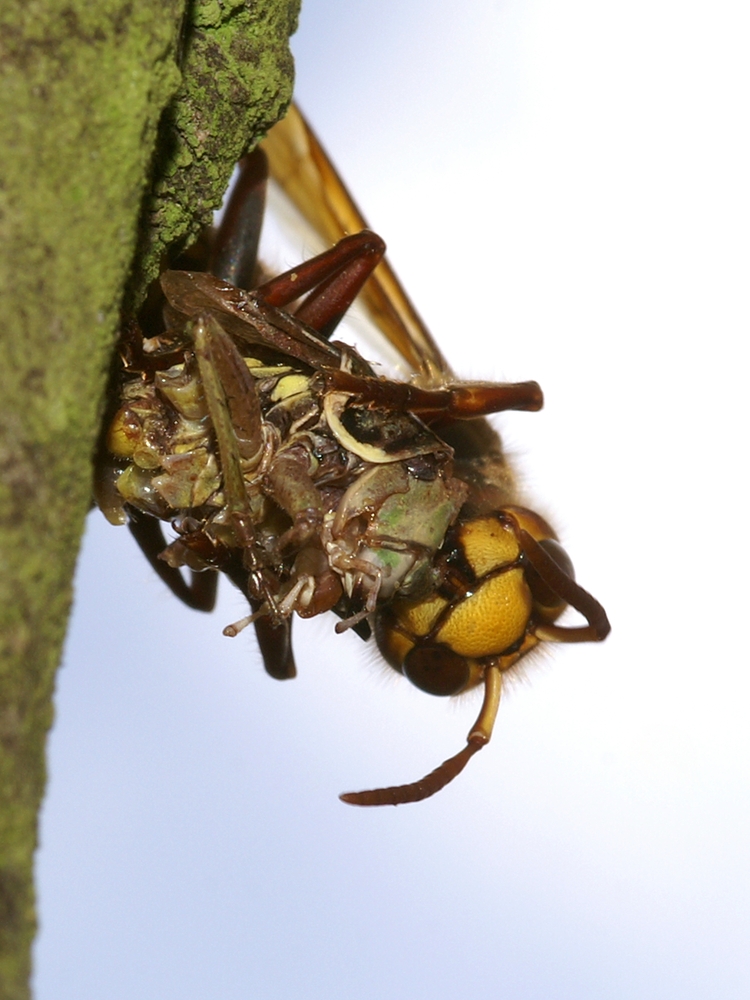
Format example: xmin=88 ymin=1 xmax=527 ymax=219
xmin=0 ymin=1 xmax=299 ymax=995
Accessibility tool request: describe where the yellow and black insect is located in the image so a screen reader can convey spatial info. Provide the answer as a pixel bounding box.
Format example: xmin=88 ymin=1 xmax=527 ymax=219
xmin=95 ymin=105 xmax=610 ymax=806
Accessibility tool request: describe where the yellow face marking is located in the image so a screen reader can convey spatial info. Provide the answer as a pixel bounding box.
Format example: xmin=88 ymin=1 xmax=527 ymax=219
xmin=436 ymin=569 xmax=532 ymax=658
xmin=399 ymin=593 xmax=449 ymax=637
xmin=459 ymin=517 xmax=520 ymax=577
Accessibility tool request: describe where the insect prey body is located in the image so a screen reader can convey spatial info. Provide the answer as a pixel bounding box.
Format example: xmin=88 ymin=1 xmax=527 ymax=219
xmin=96 ymin=106 xmax=610 ymax=806
xmin=105 ymin=277 xmax=466 ymax=635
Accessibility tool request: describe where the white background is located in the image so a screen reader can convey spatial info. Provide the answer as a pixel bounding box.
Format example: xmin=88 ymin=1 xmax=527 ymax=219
xmin=34 ymin=2 xmax=749 ymax=998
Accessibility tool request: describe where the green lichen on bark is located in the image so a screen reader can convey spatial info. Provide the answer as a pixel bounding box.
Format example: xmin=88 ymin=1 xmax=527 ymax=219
xmin=127 ymin=0 xmax=299 ymax=304
xmin=0 ymin=1 xmax=298 ymax=996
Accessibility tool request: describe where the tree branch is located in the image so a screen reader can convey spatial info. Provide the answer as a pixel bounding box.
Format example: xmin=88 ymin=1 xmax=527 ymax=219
xmin=0 ymin=2 xmax=298 ymax=995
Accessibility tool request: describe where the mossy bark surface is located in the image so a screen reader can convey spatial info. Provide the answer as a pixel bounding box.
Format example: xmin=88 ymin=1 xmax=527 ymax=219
xmin=0 ymin=1 xmax=298 ymax=995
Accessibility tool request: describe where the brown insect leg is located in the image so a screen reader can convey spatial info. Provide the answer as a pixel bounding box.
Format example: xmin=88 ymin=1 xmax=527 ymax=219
xmin=191 ymin=313 xmax=264 ymax=502
xmin=193 ymin=312 xmax=264 ymax=464
xmin=256 ymin=230 xmax=386 ymax=338
xmin=322 ymin=370 xmax=543 ymax=418
xmin=252 ymin=612 xmax=297 ymax=680
xmin=340 ymin=663 xmax=502 ymax=806
xmin=209 ymin=148 xmax=268 ymax=289
xmin=219 ymin=554 xmax=297 ymax=680
xmin=517 ymin=528 xmax=611 ymax=643
xmin=190 ymin=314 xmax=285 ymax=624
xmin=434 ymin=381 xmax=543 ymax=417
xmin=127 ymin=507 xmax=217 ymax=612
xmin=263 ymin=446 xmax=324 ymax=551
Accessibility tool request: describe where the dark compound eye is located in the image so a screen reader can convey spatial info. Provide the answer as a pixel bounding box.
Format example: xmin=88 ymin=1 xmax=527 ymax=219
xmin=403 ymin=644 xmax=471 ymax=697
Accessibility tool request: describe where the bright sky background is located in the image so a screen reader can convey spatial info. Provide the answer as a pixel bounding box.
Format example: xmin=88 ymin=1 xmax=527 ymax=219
xmin=34 ymin=2 xmax=749 ymax=998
